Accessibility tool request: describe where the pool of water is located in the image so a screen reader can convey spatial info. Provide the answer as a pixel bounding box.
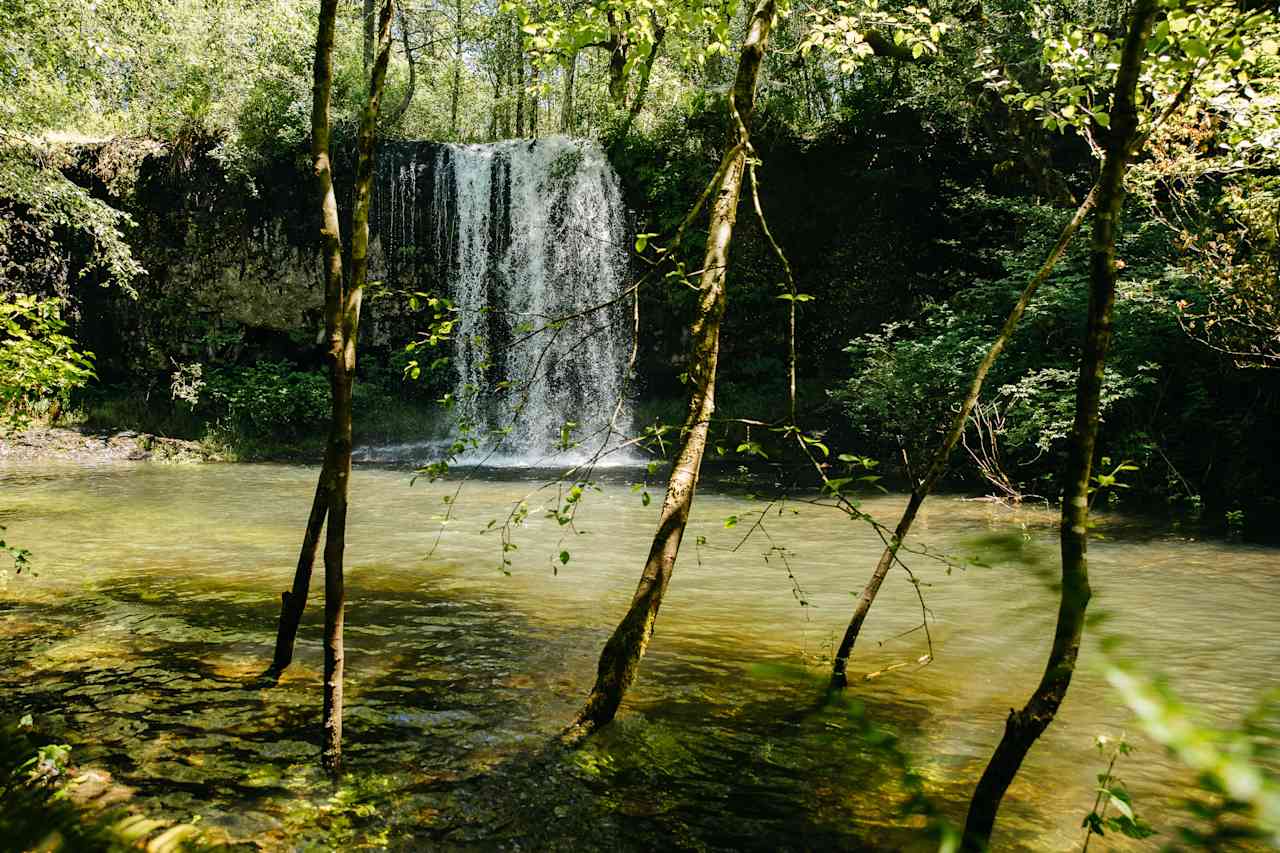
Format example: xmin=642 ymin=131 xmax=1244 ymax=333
xmin=1 ymin=462 xmax=1276 ymax=850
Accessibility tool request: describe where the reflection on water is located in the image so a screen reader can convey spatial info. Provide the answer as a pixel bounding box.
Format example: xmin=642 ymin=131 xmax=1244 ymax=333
xmin=1 ymin=462 xmax=1277 ymax=850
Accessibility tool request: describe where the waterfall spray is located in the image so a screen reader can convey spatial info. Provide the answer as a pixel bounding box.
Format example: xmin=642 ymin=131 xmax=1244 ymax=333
xmin=365 ymin=137 xmax=633 ymax=466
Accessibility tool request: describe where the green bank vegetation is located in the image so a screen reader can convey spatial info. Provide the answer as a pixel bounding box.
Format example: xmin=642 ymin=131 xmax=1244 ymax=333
xmin=2 ymin=0 xmax=1279 ymax=849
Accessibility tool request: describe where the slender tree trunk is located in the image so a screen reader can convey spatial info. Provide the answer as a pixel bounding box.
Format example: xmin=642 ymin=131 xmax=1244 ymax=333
xmin=321 ymin=371 xmax=352 ymax=775
xmin=562 ymin=0 xmax=777 ymax=743
xmin=605 ymin=14 xmax=628 ymax=109
xmin=828 ymin=182 xmax=1099 ymax=689
xmin=515 ymin=27 xmax=526 ymax=137
xmin=500 ymin=68 xmax=511 ymax=139
xmin=529 ymin=64 xmax=540 ymax=137
xmin=609 ymin=15 xmax=665 ymax=156
xmin=561 ymin=51 xmax=578 ymax=134
xmin=266 ymin=0 xmax=394 ymax=778
xmin=961 ymin=1 xmax=1157 ymax=847
xmin=363 ymin=0 xmax=375 ymax=72
xmin=383 ymin=6 xmax=417 ymax=127
xmin=267 ymin=464 xmax=329 ymax=676
xmin=450 ymin=0 xmax=462 ymax=137
xmin=489 ymin=73 xmax=501 ymax=140
xmin=307 ymin=0 xmax=347 ymax=773
xmin=320 ymin=0 xmax=394 ymax=778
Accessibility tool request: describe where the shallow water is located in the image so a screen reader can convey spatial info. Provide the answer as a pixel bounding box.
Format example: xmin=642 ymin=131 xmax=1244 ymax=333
xmin=1 ymin=462 xmax=1276 ymax=850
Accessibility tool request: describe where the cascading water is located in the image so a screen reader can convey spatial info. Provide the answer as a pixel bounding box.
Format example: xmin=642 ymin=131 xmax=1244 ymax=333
xmin=364 ymin=137 xmax=634 ymax=466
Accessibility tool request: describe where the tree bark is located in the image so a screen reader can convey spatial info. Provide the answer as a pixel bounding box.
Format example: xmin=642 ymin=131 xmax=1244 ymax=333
xmin=605 ymin=13 xmax=628 ymax=109
xmin=515 ymin=25 xmax=526 ymax=137
xmin=384 ymin=6 xmax=417 ymax=127
xmin=828 ymin=182 xmax=1099 ymax=689
xmin=319 ymin=0 xmax=393 ymax=778
xmin=562 ymin=0 xmax=777 ymax=743
xmin=529 ymin=63 xmax=540 ymax=137
xmin=488 ymin=75 xmax=498 ymax=140
xmin=501 ymin=66 xmax=512 ymax=139
xmin=450 ymin=0 xmax=463 ymax=137
xmin=266 ymin=463 xmax=329 ymax=676
xmin=561 ymin=50 xmax=578 ymax=134
xmin=609 ymin=13 xmax=665 ymax=156
xmin=961 ymin=1 xmax=1157 ymax=847
xmin=266 ymin=0 xmax=394 ymax=779
xmin=363 ymin=0 xmax=375 ymax=72
xmin=306 ymin=0 xmax=347 ymax=776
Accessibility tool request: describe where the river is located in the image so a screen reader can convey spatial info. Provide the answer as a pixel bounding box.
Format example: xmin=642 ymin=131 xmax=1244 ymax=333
xmin=1 ymin=462 xmax=1276 ymax=850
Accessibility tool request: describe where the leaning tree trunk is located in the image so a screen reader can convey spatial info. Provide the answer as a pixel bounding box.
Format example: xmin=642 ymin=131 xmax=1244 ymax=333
xmin=267 ymin=458 xmax=330 ymax=676
xmin=961 ymin=1 xmax=1157 ymax=847
xmin=562 ymin=0 xmax=777 ymax=743
xmin=265 ymin=0 xmax=396 ymax=778
xmin=827 ymin=183 xmax=1099 ymax=688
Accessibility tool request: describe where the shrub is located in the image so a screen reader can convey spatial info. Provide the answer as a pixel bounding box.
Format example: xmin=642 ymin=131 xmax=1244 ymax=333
xmin=203 ymin=360 xmax=328 ymax=437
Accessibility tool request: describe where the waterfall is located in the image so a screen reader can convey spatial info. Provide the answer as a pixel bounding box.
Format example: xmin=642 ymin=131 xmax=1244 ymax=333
xmin=365 ymin=137 xmax=634 ymax=466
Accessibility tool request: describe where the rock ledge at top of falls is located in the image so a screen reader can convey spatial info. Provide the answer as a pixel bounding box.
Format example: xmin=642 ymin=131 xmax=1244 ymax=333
xmin=0 ymin=425 xmax=221 ymax=464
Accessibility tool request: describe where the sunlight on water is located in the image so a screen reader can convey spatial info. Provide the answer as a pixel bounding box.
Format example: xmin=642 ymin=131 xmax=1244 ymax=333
xmin=1 ymin=462 xmax=1277 ymax=850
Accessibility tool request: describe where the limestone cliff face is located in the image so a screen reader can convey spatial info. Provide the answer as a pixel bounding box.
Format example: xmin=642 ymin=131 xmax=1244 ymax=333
xmin=39 ymin=137 xmax=635 ymax=459
xmin=50 ymin=138 xmax=429 ymax=381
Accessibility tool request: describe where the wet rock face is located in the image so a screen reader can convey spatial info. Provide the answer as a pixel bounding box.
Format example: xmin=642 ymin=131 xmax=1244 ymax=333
xmin=53 ymin=139 xmax=635 ymax=461
xmin=380 ymin=138 xmax=632 ymax=458
xmin=0 ymin=426 xmax=218 ymax=464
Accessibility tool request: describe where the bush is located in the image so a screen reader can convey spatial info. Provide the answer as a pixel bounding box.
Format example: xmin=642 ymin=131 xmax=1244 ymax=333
xmin=0 ymin=294 xmax=95 ymax=426
xmin=203 ymin=360 xmax=329 ymax=437
xmin=830 ymin=193 xmax=1228 ymax=504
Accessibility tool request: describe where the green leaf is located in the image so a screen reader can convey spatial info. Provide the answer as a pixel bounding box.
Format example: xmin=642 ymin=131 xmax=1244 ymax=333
xmin=1182 ymin=38 xmax=1209 ymax=60
xmin=559 ymin=550 xmax=570 ymax=565
xmin=1108 ymin=793 xmax=1134 ymax=821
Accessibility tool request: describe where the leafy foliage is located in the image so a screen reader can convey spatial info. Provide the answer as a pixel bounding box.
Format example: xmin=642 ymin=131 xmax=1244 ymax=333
xmin=203 ymin=361 xmax=330 ymax=438
xmin=0 ymin=719 xmax=118 ymax=852
xmin=1081 ymin=734 xmax=1156 ymax=847
xmin=0 ymin=293 xmax=95 ymax=425
xmin=1106 ymin=665 xmax=1280 ymax=846
xmin=832 ymin=193 xmax=1169 ymax=493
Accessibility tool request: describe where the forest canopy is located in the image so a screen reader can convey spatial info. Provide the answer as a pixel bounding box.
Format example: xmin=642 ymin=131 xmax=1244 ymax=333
xmin=2 ymin=0 xmax=1280 ymax=849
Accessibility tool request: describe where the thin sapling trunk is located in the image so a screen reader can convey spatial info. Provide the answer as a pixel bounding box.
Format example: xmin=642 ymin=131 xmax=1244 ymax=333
xmin=828 ymin=182 xmax=1099 ymax=688
xmin=264 ymin=0 xmax=396 ymax=779
xmin=961 ymin=1 xmax=1157 ymax=846
xmin=562 ymin=0 xmax=778 ymax=743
